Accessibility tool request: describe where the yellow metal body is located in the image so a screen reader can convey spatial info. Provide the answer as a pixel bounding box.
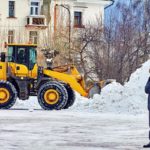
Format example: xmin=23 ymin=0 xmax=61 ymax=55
xmin=43 ymin=66 xmax=88 ymax=97
xmin=0 ymin=88 xmax=10 ymax=104
xmin=4 ymin=43 xmax=38 ymax=78
xmin=0 ymin=43 xmax=89 ymax=97
xmin=7 ymin=62 xmax=38 ymax=78
xmin=0 ymin=62 xmax=38 ymax=81
xmin=0 ymin=62 xmax=88 ymax=97
xmin=0 ymin=62 xmax=7 ymax=80
xmin=44 ymin=89 xmax=59 ymax=105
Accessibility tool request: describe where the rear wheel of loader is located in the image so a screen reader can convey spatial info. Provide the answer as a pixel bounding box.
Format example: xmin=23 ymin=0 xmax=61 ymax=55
xmin=0 ymin=81 xmax=17 ymax=109
xmin=64 ymin=85 xmax=76 ymax=109
xmin=38 ymin=81 xmax=68 ymax=110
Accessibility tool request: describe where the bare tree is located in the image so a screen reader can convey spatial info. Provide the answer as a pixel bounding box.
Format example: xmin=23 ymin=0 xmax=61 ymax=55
xmin=73 ymin=0 xmax=150 ymax=84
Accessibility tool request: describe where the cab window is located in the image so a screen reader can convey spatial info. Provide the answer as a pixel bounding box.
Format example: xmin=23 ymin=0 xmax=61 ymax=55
xmin=8 ymin=46 xmax=14 ymax=62
xmin=17 ymin=48 xmax=26 ymax=64
xmin=29 ymin=47 xmax=37 ymax=70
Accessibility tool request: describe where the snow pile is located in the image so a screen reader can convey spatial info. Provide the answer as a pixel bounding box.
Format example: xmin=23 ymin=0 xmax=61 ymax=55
xmin=72 ymin=60 xmax=150 ymax=115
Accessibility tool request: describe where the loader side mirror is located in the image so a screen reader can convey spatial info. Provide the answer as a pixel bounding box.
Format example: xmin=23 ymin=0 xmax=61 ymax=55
xmin=0 ymin=52 xmax=6 ymax=62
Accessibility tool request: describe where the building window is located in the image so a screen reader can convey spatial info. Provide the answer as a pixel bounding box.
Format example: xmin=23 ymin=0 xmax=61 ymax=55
xmin=74 ymin=11 xmax=83 ymax=28
xmin=8 ymin=30 xmax=14 ymax=43
xmin=9 ymin=1 xmax=15 ymax=17
xmin=29 ymin=31 xmax=38 ymax=44
xmin=30 ymin=2 xmax=40 ymax=15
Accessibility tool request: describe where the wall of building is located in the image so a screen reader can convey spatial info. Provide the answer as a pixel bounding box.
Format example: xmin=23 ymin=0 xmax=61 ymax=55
xmin=0 ymin=0 xmax=46 ymax=50
xmin=50 ymin=0 xmax=108 ymax=30
xmin=0 ymin=0 xmax=112 ymax=51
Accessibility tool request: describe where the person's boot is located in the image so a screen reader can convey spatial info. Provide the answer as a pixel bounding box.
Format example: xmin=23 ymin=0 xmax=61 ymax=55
xmin=143 ymin=142 xmax=150 ymax=148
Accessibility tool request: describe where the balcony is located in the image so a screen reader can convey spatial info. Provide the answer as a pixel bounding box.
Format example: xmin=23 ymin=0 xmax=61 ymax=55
xmin=25 ymin=15 xmax=47 ymax=29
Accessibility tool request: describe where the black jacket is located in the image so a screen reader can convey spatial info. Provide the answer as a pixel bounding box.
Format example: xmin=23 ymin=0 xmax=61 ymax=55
xmin=145 ymin=77 xmax=150 ymax=111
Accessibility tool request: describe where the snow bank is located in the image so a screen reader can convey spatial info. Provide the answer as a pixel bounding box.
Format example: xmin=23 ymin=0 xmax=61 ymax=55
xmin=14 ymin=97 xmax=41 ymax=110
xmin=14 ymin=60 xmax=150 ymax=115
xmin=72 ymin=60 xmax=150 ymax=115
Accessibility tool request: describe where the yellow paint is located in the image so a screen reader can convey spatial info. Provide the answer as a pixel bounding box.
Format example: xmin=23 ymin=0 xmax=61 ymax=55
xmin=43 ymin=68 xmax=88 ymax=97
xmin=44 ymin=89 xmax=59 ymax=105
xmin=1 ymin=42 xmax=89 ymax=98
xmin=0 ymin=88 xmax=10 ymax=104
xmin=0 ymin=62 xmax=7 ymax=80
xmin=0 ymin=59 xmax=89 ymax=98
xmin=29 ymin=64 xmax=38 ymax=78
xmin=8 ymin=62 xmax=29 ymax=77
xmin=7 ymin=63 xmax=38 ymax=79
xmin=70 ymin=66 xmax=86 ymax=89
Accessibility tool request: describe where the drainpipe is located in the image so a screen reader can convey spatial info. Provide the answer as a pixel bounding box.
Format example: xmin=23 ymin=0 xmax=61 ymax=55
xmin=104 ymin=0 xmax=114 ymax=9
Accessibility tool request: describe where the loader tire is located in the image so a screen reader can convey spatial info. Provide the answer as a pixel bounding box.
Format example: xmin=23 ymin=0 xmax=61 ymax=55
xmin=0 ymin=81 xmax=17 ymax=109
xmin=38 ymin=81 xmax=68 ymax=110
xmin=64 ymin=86 xmax=75 ymax=109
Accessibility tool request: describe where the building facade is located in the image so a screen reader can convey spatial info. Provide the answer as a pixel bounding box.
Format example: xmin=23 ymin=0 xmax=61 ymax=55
xmin=0 ymin=0 xmax=113 ymax=50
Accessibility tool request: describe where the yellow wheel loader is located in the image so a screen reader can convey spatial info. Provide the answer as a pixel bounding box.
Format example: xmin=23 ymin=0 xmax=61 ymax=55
xmin=0 ymin=44 xmax=112 ymax=110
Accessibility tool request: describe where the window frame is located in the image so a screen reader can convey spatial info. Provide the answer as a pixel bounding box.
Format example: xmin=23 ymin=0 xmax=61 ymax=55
xmin=9 ymin=1 xmax=15 ymax=17
xmin=74 ymin=11 xmax=84 ymax=28
xmin=30 ymin=1 xmax=40 ymax=15
xmin=29 ymin=31 xmax=38 ymax=44
xmin=8 ymin=30 xmax=15 ymax=44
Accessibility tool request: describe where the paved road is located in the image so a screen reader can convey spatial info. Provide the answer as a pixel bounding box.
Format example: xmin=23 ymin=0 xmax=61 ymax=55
xmin=0 ymin=110 xmax=148 ymax=150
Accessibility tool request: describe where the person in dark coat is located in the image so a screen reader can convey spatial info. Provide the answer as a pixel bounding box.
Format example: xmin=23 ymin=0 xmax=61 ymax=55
xmin=143 ymin=76 xmax=150 ymax=148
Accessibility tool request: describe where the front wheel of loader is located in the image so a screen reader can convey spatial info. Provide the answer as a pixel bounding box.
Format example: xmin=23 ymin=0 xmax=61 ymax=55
xmin=0 ymin=81 xmax=17 ymax=109
xmin=63 ymin=85 xmax=76 ymax=109
xmin=38 ymin=81 xmax=68 ymax=110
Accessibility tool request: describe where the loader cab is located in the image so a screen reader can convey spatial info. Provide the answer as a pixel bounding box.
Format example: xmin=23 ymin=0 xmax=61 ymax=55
xmin=7 ymin=44 xmax=37 ymax=70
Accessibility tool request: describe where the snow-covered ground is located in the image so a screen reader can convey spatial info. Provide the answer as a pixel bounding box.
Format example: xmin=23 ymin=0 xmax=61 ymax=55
xmin=0 ymin=110 xmax=148 ymax=150
xmin=1 ymin=60 xmax=150 ymax=149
